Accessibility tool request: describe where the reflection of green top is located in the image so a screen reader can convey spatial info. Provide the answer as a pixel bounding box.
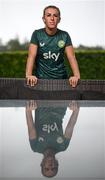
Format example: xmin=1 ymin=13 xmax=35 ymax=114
xmin=29 ymin=107 xmax=70 ymax=154
xmin=30 ymin=28 xmax=72 ymax=79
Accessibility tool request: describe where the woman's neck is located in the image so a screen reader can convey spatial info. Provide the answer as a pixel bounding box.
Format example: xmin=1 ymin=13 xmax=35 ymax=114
xmin=44 ymin=148 xmax=55 ymax=157
xmin=45 ymin=27 xmax=57 ymax=36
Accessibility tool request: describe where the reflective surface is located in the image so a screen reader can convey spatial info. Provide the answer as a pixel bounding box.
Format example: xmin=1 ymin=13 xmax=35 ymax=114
xmin=0 ymin=100 xmax=105 ymax=180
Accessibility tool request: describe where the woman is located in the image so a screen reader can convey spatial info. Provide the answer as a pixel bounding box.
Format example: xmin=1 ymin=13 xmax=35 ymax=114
xmin=26 ymin=5 xmax=80 ymax=87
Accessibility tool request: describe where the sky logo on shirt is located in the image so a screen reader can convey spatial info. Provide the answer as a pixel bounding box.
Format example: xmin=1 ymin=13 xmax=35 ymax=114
xmin=43 ymin=51 xmax=60 ymax=61
xmin=42 ymin=122 xmax=59 ymax=134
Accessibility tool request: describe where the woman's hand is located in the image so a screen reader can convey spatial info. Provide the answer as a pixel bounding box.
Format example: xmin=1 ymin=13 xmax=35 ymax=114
xmin=69 ymin=76 xmax=80 ymax=88
xmin=69 ymin=100 xmax=79 ymax=111
xmin=26 ymin=100 xmax=37 ymax=111
xmin=26 ymin=75 xmax=38 ymax=86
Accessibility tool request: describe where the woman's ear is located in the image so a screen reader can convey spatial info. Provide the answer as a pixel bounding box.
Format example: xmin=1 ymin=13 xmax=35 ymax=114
xmin=58 ymin=17 xmax=61 ymax=23
xmin=42 ymin=17 xmax=45 ymax=23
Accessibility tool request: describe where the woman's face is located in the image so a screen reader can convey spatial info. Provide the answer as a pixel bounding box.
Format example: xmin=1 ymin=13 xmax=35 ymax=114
xmin=41 ymin=156 xmax=58 ymax=177
xmin=43 ymin=8 xmax=60 ymax=30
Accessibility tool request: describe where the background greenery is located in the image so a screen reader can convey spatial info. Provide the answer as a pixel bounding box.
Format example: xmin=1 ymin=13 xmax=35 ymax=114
xmin=0 ymin=50 xmax=105 ymax=79
xmin=66 ymin=50 xmax=105 ymax=79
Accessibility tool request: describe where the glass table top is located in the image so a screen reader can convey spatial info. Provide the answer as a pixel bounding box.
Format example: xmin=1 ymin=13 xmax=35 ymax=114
xmin=0 ymin=100 xmax=105 ymax=180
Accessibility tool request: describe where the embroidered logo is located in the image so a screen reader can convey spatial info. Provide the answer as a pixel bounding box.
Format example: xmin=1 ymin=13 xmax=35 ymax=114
xmin=38 ymin=137 xmax=44 ymax=142
xmin=57 ymin=136 xmax=64 ymax=144
xmin=39 ymin=42 xmax=45 ymax=47
xmin=58 ymin=40 xmax=65 ymax=48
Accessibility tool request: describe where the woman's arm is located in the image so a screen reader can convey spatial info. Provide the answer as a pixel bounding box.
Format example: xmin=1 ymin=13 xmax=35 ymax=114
xmin=25 ymin=100 xmax=37 ymax=139
xmin=65 ymin=46 xmax=80 ymax=87
xmin=26 ymin=44 xmax=38 ymax=86
xmin=64 ymin=101 xmax=79 ymax=139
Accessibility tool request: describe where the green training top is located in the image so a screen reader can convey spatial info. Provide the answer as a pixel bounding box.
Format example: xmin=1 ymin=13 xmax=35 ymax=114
xmin=29 ymin=107 xmax=70 ymax=154
xmin=30 ymin=28 xmax=72 ymax=79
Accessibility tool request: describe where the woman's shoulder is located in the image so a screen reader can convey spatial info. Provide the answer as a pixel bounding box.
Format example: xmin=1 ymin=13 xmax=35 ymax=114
xmin=57 ymin=29 xmax=71 ymax=40
xmin=58 ymin=29 xmax=69 ymax=35
xmin=32 ymin=28 xmax=44 ymax=34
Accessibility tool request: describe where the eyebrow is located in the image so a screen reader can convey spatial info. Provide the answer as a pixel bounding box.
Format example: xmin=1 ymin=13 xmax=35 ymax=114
xmin=45 ymin=13 xmax=59 ymax=16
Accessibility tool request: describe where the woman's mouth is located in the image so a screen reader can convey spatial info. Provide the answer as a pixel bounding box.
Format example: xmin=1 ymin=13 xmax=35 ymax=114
xmin=50 ymin=22 xmax=55 ymax=25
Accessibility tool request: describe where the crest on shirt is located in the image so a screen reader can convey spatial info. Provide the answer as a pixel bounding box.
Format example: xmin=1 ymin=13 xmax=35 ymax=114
xmin=39 ymin=42 xmax=45 ymax=47
xmin=57 ymin=136 xmax=64 ymax=144
xmin=58 ymin=40 xmax=65 ymax=48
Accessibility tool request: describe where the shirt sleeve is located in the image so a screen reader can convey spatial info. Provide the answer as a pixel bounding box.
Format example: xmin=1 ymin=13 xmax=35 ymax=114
xmin=30 ymin=30 xmax=39 ymax=45
xmin=65 ymin=32 xmax=73 ymax=47
xmin=64 ymin=138 xmax=70 ymax=149
xmin=29 ymin=138 xmax=37 ymax=152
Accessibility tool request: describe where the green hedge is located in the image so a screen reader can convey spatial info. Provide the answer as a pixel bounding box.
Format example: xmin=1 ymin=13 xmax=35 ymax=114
xmin=76 ymin=50 xmax=105 ymax=79
xmin=0 ymin=50 xmax=105 ymax=79
xmin=65 ymin=50 xmax=105 ymax=79
xmin=0 ymin=51 xmax=27 ymax=78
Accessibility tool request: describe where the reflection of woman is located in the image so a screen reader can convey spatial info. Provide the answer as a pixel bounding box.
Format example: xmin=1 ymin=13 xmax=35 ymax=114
xmin=26 ymin=100 xmax=79 ymax=178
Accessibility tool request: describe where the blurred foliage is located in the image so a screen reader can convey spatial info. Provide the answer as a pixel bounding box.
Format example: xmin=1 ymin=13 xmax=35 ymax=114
xmin=0 ymin=51 xmax=27 ymax=77
xmin=0 ymin=50 xmax=105 ymax=79
xmin=0 ymin=38 xmax=29 ymax=51
xmin=0 ymin=37 xmax=104 ymax=52
xmin=65 ymin=50 xmax=105 ymax=79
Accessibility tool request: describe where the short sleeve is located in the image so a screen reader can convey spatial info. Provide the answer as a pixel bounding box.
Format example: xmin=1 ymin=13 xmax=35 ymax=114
xmin=65 ymin=32 xmax=72 ymax=47
xmin=30 ymin=30 xmax=39 ymax=45
xmin=64 ymin=138 xmax=70 ymax=149
xmin=29 ymin=138 xmax=37 ymax=152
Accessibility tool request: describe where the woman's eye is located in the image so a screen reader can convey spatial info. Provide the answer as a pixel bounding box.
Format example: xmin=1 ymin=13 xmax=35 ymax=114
xmin=54 ymin=14 xmax=58 ymax=17
xmin=46 ymin=14 xmax=58 ymax=17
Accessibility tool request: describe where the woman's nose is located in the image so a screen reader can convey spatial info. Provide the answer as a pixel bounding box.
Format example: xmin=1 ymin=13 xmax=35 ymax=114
xmin=51 ymin=16 xmax=54 ymax=20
